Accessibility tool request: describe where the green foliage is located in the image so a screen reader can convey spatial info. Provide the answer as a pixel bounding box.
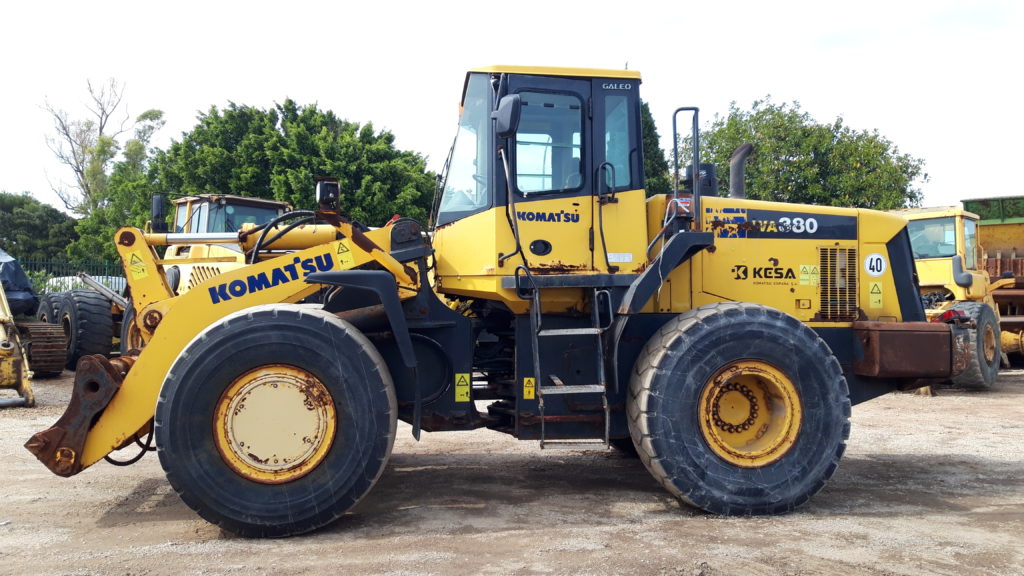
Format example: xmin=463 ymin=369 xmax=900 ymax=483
xmin=54 ymin=96 xmax=435 ymax=259
xmin=67 ymin=110 xmax=165 ymax=261
xmin=0 ymin=192 xmax=79 ymax=260
xmin=45 ymin=79 xmax=134 ymax=216
xmin=699 ymin=97 xmax=927 ymax=209
xmin=641 ymin=101 xmax=671 ymax=197
xmin=155 ymin=99 xmax=435 ymax=226
xmin=24 ymin=269 xmax=52 ymax=297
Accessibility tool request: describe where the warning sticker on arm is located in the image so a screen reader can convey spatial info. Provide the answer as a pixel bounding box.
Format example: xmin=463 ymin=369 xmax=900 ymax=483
xmin=337 ymin=240 xmax=354 ymax=268
xmin=128 ymin=251 xmax=148 ymax=279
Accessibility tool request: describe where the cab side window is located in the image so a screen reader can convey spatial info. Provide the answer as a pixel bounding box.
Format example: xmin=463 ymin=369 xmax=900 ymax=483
xmin=514 ymin=91 xmax=583 ymax=195
xmin=603 ymin=94 xmax=632 ymax=188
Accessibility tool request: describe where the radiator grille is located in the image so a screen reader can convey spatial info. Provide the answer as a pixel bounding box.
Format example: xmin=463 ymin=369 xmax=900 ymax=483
xmin=819 ymin=248 xmax=858 ymax=321
xmin=188 ymin=266 xmax=223 ymax=290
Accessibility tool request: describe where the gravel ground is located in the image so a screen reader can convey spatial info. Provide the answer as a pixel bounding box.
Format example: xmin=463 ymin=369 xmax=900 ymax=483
xmin=1 ymin=370 xmax=1022 ymax=576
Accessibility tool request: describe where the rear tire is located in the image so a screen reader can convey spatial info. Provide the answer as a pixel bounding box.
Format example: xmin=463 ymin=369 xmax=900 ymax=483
xmin=56 ymin=290 xmax=114 ymax=369
xmin=627 ymin=302 xmax=850 ymax=515
xmin=949 ymin=301 xmax=1000 ymax=389
xmin=156 ymin=304 xmax=397 ymax=538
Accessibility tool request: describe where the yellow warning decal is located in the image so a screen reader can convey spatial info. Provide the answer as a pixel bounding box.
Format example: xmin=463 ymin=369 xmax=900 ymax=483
xmin=455 ymin=373 xmax=471 ymax=402
xmin=127 ymin=251 xmax=148 ymax=280
xmin=523 ymin=377 xmax=535 ymax=400
xmin=869 ymin=282 xmax=883 ymax=309
xmin=799 ymin=264 xmax=819 ymax=286
xmin=337 ymin=240 xmax=354 ymax=268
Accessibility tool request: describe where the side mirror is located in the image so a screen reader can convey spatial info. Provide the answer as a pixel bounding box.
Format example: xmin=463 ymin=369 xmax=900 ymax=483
xmin=151 ymin=193 xmax=168 ymax=233
xmin=951 ymin=255 xmax=974 ymax=288
xmin=492 ymin=94 xmax=521 ymax=139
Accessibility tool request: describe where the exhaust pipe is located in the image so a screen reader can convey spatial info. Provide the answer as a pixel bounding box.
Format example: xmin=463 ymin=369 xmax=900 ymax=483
xmin=729 ymin=143 xmax=753 ymax=199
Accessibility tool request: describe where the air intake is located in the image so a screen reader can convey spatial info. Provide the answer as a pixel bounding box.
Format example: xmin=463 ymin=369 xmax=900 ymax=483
xmin=819 ymin=248 xmax=858 ymax=321
xmin=188 ymin=266 xmax=223 ymax=290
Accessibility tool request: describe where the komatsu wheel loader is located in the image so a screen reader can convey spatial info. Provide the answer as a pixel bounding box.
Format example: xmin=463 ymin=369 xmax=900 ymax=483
xmin=27 ymin=66 xmax=972 ymax=537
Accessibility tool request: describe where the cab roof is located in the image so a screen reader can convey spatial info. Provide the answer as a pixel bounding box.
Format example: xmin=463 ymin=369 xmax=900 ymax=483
xmin=171 ymin=194 xmax=289 ymax=208
xmin=891 ymin=206 xmax=978 ymax=221
xmin=469 ymin=65 xmax=641 ymax=80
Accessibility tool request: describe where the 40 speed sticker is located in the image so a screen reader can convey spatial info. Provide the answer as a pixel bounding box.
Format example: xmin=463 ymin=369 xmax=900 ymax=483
xmin=864 ymin=253 xmax=887 ymax=277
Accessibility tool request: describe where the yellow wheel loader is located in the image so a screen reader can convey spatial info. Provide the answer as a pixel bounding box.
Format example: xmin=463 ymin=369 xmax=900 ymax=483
xmin=1 ymin=253 xmax=66 ymax=408
xmin=28 ymin=66 xmax=974 ymax=536
xmin=38 ymin=194 xmax=291 ymax=366
xmin=896 ymin=204 xmax=1024 ymax=388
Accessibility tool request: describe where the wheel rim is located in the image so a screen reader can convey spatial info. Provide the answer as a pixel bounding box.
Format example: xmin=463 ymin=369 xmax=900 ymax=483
xmin=982 ymin=323 xmax=997 ymax=364
xmin=61 ymin=313 xmax=72 ymax=353
xmin=125 ymin=319 xmax=145 ymax=352
xmin=213 ymin=365 xmax=337 ymax=484
xmin=698 ymin=360 xmax=802 ymax=468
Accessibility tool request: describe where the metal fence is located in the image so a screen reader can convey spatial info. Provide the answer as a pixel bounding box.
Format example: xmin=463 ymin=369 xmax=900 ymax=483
xmin=19 ymin=260 xmax=124 ymax=294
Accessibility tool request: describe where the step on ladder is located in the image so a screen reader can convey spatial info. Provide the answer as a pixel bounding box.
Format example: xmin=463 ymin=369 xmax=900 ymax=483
xmin=518 ymin=267 xmax=613 ymax=450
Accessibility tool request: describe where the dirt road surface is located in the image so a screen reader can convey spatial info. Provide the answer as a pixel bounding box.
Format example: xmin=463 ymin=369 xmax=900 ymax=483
xmin=2 ymin=371 xmax=1022 ymax=576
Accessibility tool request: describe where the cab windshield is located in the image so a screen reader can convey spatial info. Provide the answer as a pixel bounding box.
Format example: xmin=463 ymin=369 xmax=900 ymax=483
xmin=907 ymin=217 xmax=957 ymax=259
xmin=174 ymin=200 xmax=282 ymax=233
xmin=208 ymin=203 xmax=281 ymax=232
xmin=436 ymin=73 xmax=492 ymax=227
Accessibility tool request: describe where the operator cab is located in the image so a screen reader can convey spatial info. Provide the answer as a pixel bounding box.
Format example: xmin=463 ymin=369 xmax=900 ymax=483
xmin=432 ymin=66 xmax=648 ymax=298
xmin=436 ymin=67 xmax=643 ymax=226
xmin=899 ymin=207 xmax=980 ymax=268
xmin=172 ymin=195 xmax=290 ymax=234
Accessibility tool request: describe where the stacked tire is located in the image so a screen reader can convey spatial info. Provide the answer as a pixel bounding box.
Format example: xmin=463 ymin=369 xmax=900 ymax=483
xmin=42 ymin=290 xmax=114 ymax=370
xmin=35 ymin=293 xmax=58 ymax=323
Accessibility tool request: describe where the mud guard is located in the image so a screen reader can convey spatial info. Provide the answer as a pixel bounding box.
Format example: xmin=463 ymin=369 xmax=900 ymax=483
xmin=305 ymin=270 xmax=422 ymax=438
xmin=610 ymin=232 xmax=713 ymax=392
xmin=617 ymin=232 xmax=713 ymax=315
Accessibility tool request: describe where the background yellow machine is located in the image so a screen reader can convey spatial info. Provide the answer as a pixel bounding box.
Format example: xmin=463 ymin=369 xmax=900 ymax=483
xmin=1 ymin=251 xmax=65 ymax=407
xmin=35 ymin=193 xmax=292 ymax=369
xmin=29 ymin=66 xmax=972 ymax=537
xmin=896 ymin=206 xmax=1007 ymax=388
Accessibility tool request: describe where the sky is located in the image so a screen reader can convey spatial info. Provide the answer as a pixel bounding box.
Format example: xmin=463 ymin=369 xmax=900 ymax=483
xmin=1 ymin=0 xmax=1020 ymax=213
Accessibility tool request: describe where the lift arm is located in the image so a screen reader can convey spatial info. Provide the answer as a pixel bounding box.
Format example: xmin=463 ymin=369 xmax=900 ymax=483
xmin=26 ymin=220 xmax=418 ymax=477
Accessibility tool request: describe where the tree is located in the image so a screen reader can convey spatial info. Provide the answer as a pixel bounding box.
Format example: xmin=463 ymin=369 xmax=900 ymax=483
xmin=698 ymin=97 xmax=927 ymax=209
xmin=641 ymin=101 xmax=671 ymax=197
xmin=45 ymin=79 xmax=134 ymax=215
xmin=0 ymin=192 xmax=79 ymax=261
xmin=66 ymin=110 xmax=166 ymax=262
xmin=154 ymin=99 xmax=435 ymax=225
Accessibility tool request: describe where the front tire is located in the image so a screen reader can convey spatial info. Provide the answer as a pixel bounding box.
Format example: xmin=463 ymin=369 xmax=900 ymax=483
xmin=949 ymin=301 xmax=1000 ymax=389
xmin=156 ymin=304 xmax=397 ymax=537
xmin=627 ymin=302 xmax=851 ymax=515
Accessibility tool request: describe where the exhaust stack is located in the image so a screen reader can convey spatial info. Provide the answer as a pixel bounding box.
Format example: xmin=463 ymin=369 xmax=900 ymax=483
xmin=729 ymin=143 xmax=753 ymax=199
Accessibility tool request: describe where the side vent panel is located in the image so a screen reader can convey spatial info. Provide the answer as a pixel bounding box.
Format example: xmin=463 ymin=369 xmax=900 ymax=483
xmin=819 ymin=248 xmax=857 ymax=321
xmin=188 ymin=266 xmax=223 ymax=290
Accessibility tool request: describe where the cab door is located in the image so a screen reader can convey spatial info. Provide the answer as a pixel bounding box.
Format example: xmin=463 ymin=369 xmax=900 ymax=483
xmin=505 ymin=75 xmax=595 ymax=273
